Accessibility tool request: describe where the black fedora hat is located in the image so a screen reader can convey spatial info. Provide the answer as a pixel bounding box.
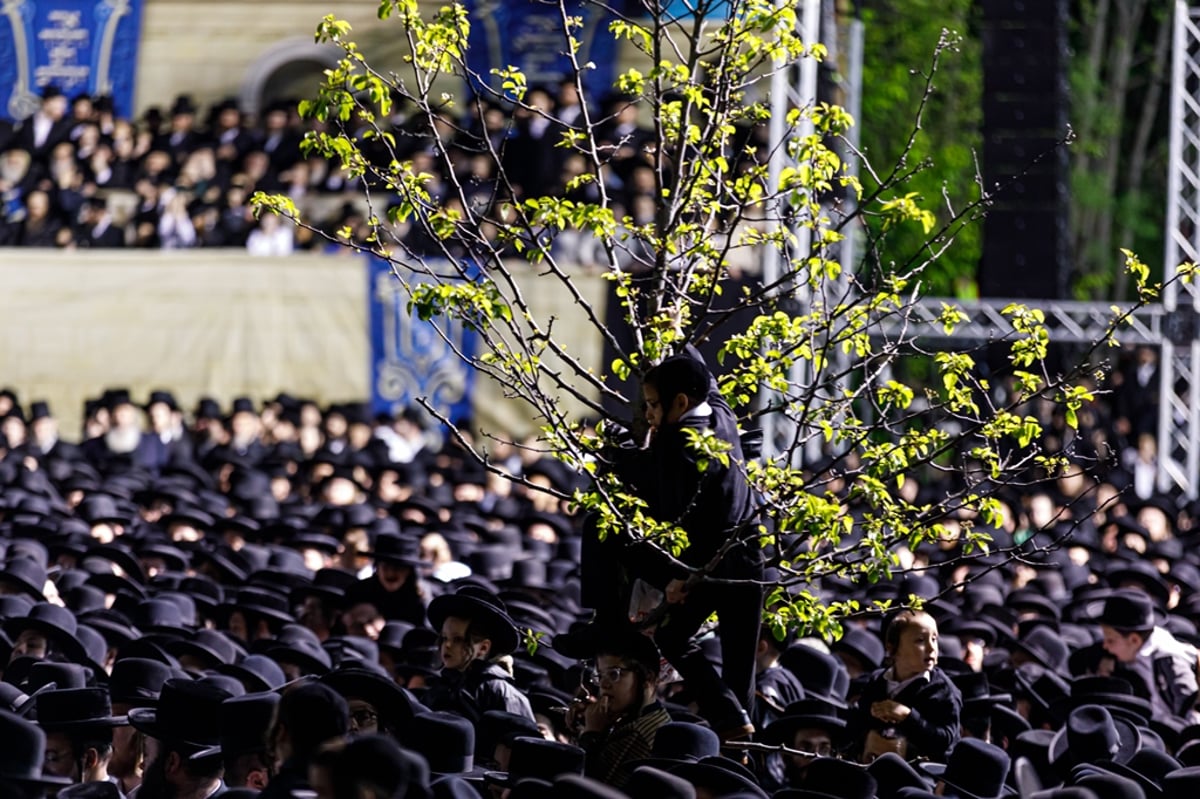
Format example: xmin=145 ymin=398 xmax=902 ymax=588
xmin=0 ymin=709 xmax=73 ymax=788
xmin=21 ymin=661 xmax=89 ymax=694
xmin=1090 ymin=590 xmax=1165 ymax=632
xmin=1106 ymin=561 xmax=1172 ymax=609
xmin=869 ymin=752 xmax=935 ymax=799
xmin=164 ymin=629 xmax=242 ymax=669
xmin=1011 ymin=626 xmax=1070 ymax=674
xmin=260 ymin=624 xmax=332 ymax=675
xmin=779 ymin=644 xmax=849 ymax=708
xmin=1072 ymin=771 xmax=1146 ymax=799
xmin=190 ymin=690 xmax=280 ymax=760
xmin=1049 ymin=705 xmax=1142 ymax=769
xmin=77 ymin=494 xmax=130 ymax=526
xmin=144 ymin=390 xmax=179 ymax=411
xmin=1162 ymin=765 xmax=1200 ymax=799
xmin=1051 ymin=676 xmax=1152 ymax=723
xmin=921 ymin=739 xmax=1012 ymax=799
xmin=625 ymin=766 xmax=698 ymax=799
xmin=127 ymin=678 xmax=233 ymax=751
xmin=370 ymin=534 xmax=426 ymax=568
xmin=36 ymin=687 xmax=127 ymax=731
xmin=0 ymin=682 xmax=48 ymax=718
xmin=630 ymin=720 xmax=720 ymax=769
xmin=427 ymin=586 xmax=520 ymax=655
xmin=953 ymin=672 xmax=1014 ymax=713
xmin=108 ymin=657 xmax=175 ymax=708
xmin=0 ymin=558 xmax=47 ymax=601
xmin=4 ymin=602 xmax=87 ymax=662
xmin=794 ymin=755 xmax=878 ymax=799
xmin=215 ymin=654 xmax=288 ymax=693
xmin=1092 ymin=748 xmax=1183 ymax=798
xmin=319 ymin=666 xmax=423 ymax=730
xmin=830 ymin=627 xmax=886 ymax=673
xmin=484 ymin=736 xmax=586 ymax=787
xmin=218 ymin=587 xmax=295 ymax=628
xmin=403 ymin=711 xmax=479 ymax=775
xmin=668 ymin=756 xmax=768 ymax=799
xmin=942 ymin=616 xmax=999 ymax=649
xmin=761 ymin=699 xmax=848 ymax=747
xmin=130 ymin=598 xmax=190 ymax=638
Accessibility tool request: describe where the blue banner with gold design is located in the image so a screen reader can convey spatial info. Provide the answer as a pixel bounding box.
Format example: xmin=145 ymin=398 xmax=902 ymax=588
xmin=464 ymin=0 xmax=617 ymax=104
xmin=368 ymin=256 xmax=478 ymax=427
xmin=0 ymin=0 xmax=144 ymax=121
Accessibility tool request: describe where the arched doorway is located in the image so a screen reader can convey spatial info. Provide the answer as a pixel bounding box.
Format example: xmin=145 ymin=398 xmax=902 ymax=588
xmin=240 ymin=38 xmax=342 ymax=117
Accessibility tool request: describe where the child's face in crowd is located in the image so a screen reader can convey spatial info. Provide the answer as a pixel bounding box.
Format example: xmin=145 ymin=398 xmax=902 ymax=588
xmin=1100 ymin=624 xmax=1143 ymax=664
xmin=642 ymin=385 xmax=686 ymax=429
xmin=595 ymin=654 xmax=642 ymax=717
xmin=890 ymin=614 xmax=938 ymax=679
xmin=643 ymin=384 xmax=664 ymax=429
xmin=440 ymin=616 xmax=488 ymax=671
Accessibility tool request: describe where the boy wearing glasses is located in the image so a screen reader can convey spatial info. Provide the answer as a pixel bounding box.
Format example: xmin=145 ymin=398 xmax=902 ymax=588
xmin=561 ymin=623 xmax=671 ymax=789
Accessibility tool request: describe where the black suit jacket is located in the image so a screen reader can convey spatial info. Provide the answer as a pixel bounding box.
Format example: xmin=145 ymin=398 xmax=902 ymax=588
xmin=14 ymin=116 xmax=73 ymax=165
xmin=851 ymin=666 xmax=962 ymax=762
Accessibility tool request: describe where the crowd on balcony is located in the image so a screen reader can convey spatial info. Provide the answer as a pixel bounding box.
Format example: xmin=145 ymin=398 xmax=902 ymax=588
xmin=0 ymin=84 xmax=768 ymax=269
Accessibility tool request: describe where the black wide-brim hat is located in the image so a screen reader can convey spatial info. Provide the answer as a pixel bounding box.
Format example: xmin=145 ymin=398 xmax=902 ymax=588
xmin=368 ymin=534 xmax=426 ymax=568
xmin=1048 ymin=705 xmax=1142 ymax=768
xmin=218 ymin=588 xmax=295 ymax=627
xmin=319 ymin=667 xmax=423 ymax=726
xmin=126 ymin=678 xmax=230 ymax=751
xmin=761 ymin=712 xmax=848 ymax=747
xmin=427 ymin=590 xmax=520 ymax=655
xmin=214 ymin=654 xmax=287 ymax=692
xmin=0 ymin=709 xmax=73 ymax=788
xmin=482 ymin=736 xmax=586 ymax=788
xmin=3 ymin=604 xmax=87 ymax=663
xmin=1086 ymin=589 xmax=1168 ymax=631
xmin=36 ymin=687 xmax=128 ymax=731
xmin=0 ymin=559 xmax=48 ymax=601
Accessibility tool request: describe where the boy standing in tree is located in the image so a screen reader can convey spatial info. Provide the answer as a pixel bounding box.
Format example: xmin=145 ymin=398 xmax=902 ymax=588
xmin=613 ymin=351 xmax=764 ymax=741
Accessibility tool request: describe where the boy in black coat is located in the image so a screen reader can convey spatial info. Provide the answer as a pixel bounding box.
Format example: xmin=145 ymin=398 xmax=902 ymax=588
xmin=614 ymin=352 xmax=764 ymax=740
xmin=850 ymin=610 xmax=962 ymax=762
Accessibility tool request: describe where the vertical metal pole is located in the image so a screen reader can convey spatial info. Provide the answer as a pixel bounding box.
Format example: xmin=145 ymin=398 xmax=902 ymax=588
xmin=761 ymin=0 xmax=821 ymax=463
xmin=1158 ymin=1 xmax=1188 ymax=495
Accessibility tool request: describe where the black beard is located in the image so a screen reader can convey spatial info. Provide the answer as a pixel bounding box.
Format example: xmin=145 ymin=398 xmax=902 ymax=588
xmin=136 ymin=755 xmax=178 ymax=799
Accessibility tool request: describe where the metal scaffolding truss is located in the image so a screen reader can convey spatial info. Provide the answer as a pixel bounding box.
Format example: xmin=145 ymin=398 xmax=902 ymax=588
xmin=869 ymin=298 xmax=1166 ymax=347
xmin=758 ymin=1 xmax=1200 ymax=499
xmin=1158 ymin=0 xmax=1200 ymax=497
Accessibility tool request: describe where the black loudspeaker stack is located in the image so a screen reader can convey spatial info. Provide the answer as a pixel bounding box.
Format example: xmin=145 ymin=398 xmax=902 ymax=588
xmin=977 ymin=0 xmax=1071 ymax=300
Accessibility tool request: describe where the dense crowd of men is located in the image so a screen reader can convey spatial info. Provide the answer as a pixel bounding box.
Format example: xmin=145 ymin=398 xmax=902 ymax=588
xmin=0 ymin=84 xmax=703 ymax=264
xmin=0 ymin=338 xmax=1194 ymax=798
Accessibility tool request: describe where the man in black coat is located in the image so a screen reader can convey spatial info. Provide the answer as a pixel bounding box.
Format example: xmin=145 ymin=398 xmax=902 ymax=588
xmin=13 ymin=87 xmax=73 ymax=169
xmin=76 ymin=197 xmax=125 ymax=248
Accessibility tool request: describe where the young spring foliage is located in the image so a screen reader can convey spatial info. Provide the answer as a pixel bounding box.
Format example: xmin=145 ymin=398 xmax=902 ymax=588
xmin=252 ymin=0 xmax=1180 ymax=642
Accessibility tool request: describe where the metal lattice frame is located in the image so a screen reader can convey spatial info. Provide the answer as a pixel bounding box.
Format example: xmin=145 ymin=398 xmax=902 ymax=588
xmin=758 ymin=3 xmax=1200 ymax=498
xmin=1159 ymin=1 xmax=1200 ymax=498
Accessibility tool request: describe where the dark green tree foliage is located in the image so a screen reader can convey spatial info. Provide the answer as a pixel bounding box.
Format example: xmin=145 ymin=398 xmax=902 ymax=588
xmin=857 ymin=0 xmax=982 ymax=298
xmin=1069 ymin=0 xmax=1171 ymax=300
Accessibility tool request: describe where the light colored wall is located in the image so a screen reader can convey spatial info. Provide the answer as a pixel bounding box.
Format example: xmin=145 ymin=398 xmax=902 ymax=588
xmin=135 ymin=0 xmax=418 ymax=116
xmin=0 ymin=249 xmax=610 ymax=441
xmin=0 ymin=250 xmax=370 ymax=438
